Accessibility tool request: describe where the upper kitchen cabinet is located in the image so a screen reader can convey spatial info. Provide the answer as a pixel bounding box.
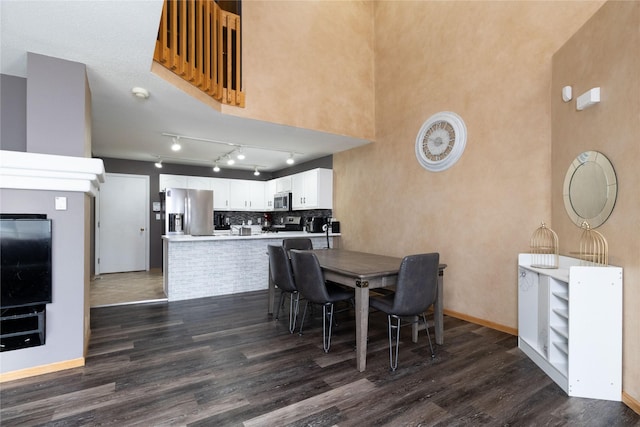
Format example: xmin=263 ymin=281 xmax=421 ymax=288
xmin=264 ymin=180 xmax=276 ymax=211
xmin=229 ymin=180 xmax=265 ymax=211
xmin=187 ymin=176 xmax=213 ymax=190
xmin=159 ymin=174 xmax=188 ymax=190
xmin=275 ymin=176 xmax=292 ymax=193
xmin=211 ymin=178 xmax=230 ymax=211
xmin=291 ymin=168 xmax=333 ymax=210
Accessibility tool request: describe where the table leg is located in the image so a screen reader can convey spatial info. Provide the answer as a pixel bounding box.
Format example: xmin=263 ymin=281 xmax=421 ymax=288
xmin=435 ymin=271 xmax=444 ymax=345
xmin=354 ymin=284 xmax=369 ymax=372
xmin=268 ymin=264 xmax=275 ymax=315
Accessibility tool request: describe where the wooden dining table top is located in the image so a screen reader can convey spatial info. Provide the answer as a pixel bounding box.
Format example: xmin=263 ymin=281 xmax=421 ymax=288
xmin=309 ymin=249 xmax=446 ymax=280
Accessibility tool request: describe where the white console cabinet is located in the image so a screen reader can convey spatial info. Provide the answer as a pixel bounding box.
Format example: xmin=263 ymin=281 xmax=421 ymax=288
xmin=517 ymin=254 xmax=622 ymax=401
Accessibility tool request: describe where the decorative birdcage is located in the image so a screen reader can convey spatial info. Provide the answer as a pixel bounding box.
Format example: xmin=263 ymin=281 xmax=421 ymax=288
xmin=579 ymin=221 xmax=608 ymax=266
xmin=530 ymin=222 xmax=559 ymax=268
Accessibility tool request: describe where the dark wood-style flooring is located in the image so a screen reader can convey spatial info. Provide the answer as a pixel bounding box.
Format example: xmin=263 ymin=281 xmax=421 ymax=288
xmin=1 ymin=290 xmax=639 ymax=426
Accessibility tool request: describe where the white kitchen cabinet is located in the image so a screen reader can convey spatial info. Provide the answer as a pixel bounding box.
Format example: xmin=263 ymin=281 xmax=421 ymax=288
xmin=264 ymin=180 xmax=276 ymax=211
xmin=186 ymin=176 xmax=213 ymax=190
xmin=517 ymin=254 xmax=622 ymax=401
xmin=229 ymin=180 xmax=265 ymax=210
xmin=291 ymin=168 xmax=333 ymax=210
xmin=159 ymin=174 xmax=188 ymax=190
xmin=211 ymin=178 xmax=230 ymax=211
xmin=275 ymin=176 xmax=291 ymax=193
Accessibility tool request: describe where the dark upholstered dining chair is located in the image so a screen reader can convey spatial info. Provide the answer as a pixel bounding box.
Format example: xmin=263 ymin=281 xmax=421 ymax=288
xmin=369 ymin=252 xmax=440 ymax=371
xmin=282 ymin=238 xmax=313 ymax=255
xmin=289 ymin=249 xmax=354 ymax=353
xmin=268 ymin=245 xmax=300 ymax=334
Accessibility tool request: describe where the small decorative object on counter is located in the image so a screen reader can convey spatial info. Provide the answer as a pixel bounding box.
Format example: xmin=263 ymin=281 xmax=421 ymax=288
xmin=530 ymin=221 xmax=559 ymax=268
xmin=578 ymin=221 xmax=608 ymax=266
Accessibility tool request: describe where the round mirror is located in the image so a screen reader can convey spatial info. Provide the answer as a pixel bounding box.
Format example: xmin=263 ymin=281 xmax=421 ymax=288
xmin=563 ymin=151 xmax=617 ymax=228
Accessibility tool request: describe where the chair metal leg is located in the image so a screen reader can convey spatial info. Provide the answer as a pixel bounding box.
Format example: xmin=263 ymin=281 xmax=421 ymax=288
xmin=275 ymin=291 xmax=285 ymax=321
xmin=298 ymin=300 xmax=310 ymax=336
xmin=323 ymin=303 xmax=335 ymax=353
xmin=388 ymin=314 xmax=401 ymax=371
xmin=421 ymin=313 xmax=435 ymax=358
xmin=289 ymin=292 xmax=300 ymax=334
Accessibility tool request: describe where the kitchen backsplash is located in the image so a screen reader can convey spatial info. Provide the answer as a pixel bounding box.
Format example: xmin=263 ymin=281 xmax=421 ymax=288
xmin=221 ymin=209 xmax=332 ymax=227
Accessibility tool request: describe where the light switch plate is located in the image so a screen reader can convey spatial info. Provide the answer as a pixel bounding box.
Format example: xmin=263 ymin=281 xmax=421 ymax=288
xmin=55 ymin=196 xmax=67 ymax=210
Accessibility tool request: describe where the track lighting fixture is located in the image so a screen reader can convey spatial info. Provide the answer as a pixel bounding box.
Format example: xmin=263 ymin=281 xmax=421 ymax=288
xmin=286 ymin=153 xmax=295 ymax=165
xmin=236 ymin=147 xmax=246 ymax=160
xmin=171 ymin=137 xmax=181 ymax=152
xmin=213 ymin=162 xmax=220 ymax=172
xmin=253 ymin=167 xmax=260 ymax=176
xmin=154 ymin=159 xmax=163 ymax=168
xmin=226 ymin=155 xmax=235 ymax=166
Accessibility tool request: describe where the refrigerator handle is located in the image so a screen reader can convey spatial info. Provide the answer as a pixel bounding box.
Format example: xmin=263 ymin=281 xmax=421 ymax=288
xmin=185 ymin=196 xmax=190 ymax=235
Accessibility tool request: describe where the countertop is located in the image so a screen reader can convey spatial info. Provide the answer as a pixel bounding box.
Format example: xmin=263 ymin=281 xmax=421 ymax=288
xmin=162 ymin=231 xmax=340 ymax=242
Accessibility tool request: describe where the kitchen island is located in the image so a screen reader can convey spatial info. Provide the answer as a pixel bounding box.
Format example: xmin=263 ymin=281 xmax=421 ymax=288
xmin=162 ymin=232 xmax=340 ymax=301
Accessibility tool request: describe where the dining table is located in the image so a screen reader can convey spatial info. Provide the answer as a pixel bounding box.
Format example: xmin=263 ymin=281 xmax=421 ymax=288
xmin=267 ymin=248 xmax=447 ymax=372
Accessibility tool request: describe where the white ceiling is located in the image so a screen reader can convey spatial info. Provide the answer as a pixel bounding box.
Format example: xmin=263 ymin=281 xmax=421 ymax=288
xmin=0 ymin=0 xmax=371 ymax=172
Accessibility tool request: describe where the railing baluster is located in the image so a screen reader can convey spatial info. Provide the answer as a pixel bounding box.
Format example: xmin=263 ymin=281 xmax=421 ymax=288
xmin=154 ymin=0 xmax=243 ymax=107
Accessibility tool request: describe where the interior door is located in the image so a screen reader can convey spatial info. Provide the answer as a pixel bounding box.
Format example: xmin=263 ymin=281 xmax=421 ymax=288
xmin=96 ymin=173 xmax=149 ymax=274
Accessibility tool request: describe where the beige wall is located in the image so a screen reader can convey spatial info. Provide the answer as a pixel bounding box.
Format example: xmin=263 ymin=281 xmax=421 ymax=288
xmin=231 ymin=0 xmax=375 ymax=141
xmin=335 ymin=0 xmax=603 ymax=327
xmin=551 ymin=0 xmax=640 ymax=408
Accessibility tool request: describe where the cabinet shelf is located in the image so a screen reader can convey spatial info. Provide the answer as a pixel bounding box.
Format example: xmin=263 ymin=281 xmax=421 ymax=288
xmin=550 ymin=325 xmax=568 ymax=339
xmin=553 ymin=340 xmax=568 ymax=355
xmin=552 ymin=308 xmax=568 ymax=319
xmin=552 ymin=291 xmax=568 ymax=301
xmin=0 ymin=305 xmax=46 ymax=352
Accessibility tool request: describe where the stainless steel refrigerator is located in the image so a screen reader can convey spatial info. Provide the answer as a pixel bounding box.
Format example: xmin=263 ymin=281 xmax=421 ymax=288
xmin=162 ymin=188 xmax=214 ymax=236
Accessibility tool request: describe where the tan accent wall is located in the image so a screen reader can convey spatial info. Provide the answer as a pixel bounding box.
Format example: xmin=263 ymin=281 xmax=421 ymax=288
xmin=335 ymin=0 xmax=604 ymax=328
xmin=551 ymin=0 xmax=640 ymax=406
xmin=225 ymin=0 xmax=375 ymax=141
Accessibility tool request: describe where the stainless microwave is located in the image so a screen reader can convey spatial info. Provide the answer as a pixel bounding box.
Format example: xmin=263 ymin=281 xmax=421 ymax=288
xmin=274 ymin=192 xmax=292 ymax=211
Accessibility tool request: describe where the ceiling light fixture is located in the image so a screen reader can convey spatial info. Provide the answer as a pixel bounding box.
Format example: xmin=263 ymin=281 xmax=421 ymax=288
xmin=131 ymin=87 xmax=150 ymax=99
xmin=154 ymin=159 xmax=163 ymax=168
xmin=171 ymin=137 xmax=181 ymax=152
xmin=161 ymin=133 xmax=303 ymax=165
xmin=226 ymin=155 xmax=235 ymax=166
xmin=213 ymin=162 xmax=220 ymax=172
xmin=253 ymin=167 xmax=260 ymax=176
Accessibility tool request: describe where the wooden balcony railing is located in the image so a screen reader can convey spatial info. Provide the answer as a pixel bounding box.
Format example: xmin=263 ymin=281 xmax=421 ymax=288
xmin=154 ymin=0 xmax=244 ymax=107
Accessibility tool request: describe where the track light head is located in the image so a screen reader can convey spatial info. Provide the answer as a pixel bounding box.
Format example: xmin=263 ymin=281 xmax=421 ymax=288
xmin=286 ymin=153 xmax=295 ymax=165
xmin=154 ymin=159 xmax=163 ymax=168
xmin=171 ymin=137 xmax=181 ymax=152
xmin=253 ymin=167 xmax=260 ymax=176
xmin=236 ymin=147 xmax=246 ymax=160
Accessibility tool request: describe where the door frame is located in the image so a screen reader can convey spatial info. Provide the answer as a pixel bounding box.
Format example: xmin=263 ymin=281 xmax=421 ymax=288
xmin=95 ymin=172 xmax=150 ymax=275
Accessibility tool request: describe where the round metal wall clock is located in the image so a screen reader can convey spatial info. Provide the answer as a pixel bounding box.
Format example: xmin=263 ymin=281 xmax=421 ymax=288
xmin=415 ymin=111 xmax=467 ymax=172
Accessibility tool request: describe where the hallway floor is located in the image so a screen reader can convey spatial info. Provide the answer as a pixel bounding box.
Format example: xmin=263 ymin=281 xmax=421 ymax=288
xmin=90 ymin=269 xmax=165 ymax=307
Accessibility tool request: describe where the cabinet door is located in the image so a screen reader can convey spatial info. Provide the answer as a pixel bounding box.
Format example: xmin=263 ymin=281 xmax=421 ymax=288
xmin=518 ymin=267 xmax=540 ymax=347
xmin=275 ymin=176 xmax=292 ymax=193
xmin=248 ymin=181 xmax=265 ymax=210
xmin=211 ymin=178 xmax=230 ymax=211
xmin=229 ymin=180 xmax=250 ymax=210
xmin=264 ymin=180 xmax=276 ymax=211
xmin=291 ymin=169 xmax=333 ymax=210
xmin=291 ymin=172 xmax=306 ymax=209
xmin=187 ymin=176 xmax=212 ymax=190
xmin=159 ymin=174 xmax=188 ymax=190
